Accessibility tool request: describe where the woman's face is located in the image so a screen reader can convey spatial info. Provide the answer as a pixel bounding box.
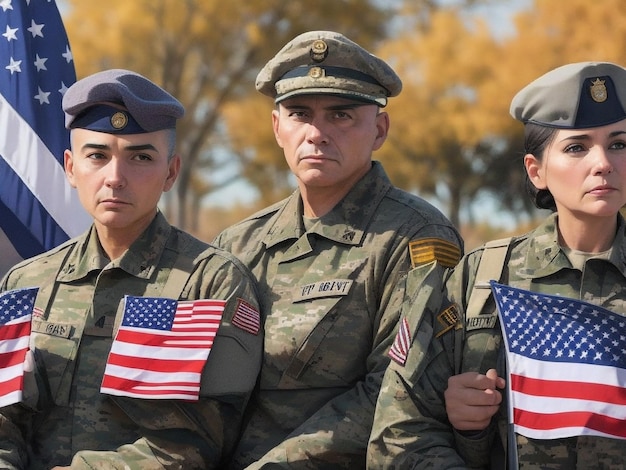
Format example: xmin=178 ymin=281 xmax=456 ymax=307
xmin=525 ymin=118 xmax=626 ymax=221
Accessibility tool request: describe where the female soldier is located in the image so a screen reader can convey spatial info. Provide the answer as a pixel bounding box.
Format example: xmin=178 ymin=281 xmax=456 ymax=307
xmin=368 ymin=61 xmax=626 ymax=469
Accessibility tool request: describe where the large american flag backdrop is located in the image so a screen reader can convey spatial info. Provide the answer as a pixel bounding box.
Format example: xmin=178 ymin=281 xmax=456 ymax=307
xmin=491 ymin=281 xmax=626 ymax=440
xmin=0 ymin=0 xmax=89 ymax=260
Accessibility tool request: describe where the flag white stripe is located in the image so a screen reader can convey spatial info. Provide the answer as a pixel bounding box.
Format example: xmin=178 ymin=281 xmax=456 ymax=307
xmin=0 ymin=94 xmax=90 ymax=237
xmin=110 ymin=340 xmax=212 ymax=360
xmin=509 ymin=352 xmax=626 ymax=387
xmin=102 ymin=363 xmax=201 ymax=383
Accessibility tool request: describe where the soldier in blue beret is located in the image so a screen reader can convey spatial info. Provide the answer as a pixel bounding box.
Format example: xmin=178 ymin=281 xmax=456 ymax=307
xmin=0 ymin=69 xmax=263 ymax=469
xmin=369 ymin=62 xmax=626 ymax=469
xmin=214 ymin=31 xmax=463 ymax=469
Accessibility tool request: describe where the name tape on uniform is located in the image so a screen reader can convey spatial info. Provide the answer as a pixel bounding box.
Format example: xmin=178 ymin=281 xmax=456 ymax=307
xmin=293 ymin=279 xmax=353 ymax=302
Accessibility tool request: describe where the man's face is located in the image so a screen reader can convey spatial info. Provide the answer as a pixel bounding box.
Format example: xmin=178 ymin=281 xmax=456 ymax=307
xmin=272 ymin=95 xmax=389 ymax=198
xmin=64 ymin=128 xmax=179 ymax=238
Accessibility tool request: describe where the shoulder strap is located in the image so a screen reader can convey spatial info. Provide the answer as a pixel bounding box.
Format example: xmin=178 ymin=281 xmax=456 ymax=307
xmin=465 ymin=237 xmax=513 ymax=321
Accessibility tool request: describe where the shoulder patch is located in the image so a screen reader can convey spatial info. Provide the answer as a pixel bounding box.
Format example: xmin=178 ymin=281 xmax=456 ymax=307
xmin=409 ymin=238 xmax=461 ymax=268
xmin=435 ymin=303 xmax=462 ymax=338
xmin=388 ymin=317 xmax=411 ymax=366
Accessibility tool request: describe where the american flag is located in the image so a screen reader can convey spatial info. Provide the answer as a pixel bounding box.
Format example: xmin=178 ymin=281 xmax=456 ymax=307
xmin=491 ymin=281 xmax=626 ymax=440
xmin=0 ymin=286 xmax=37 ymax=407
xmin=389 ymin=317 xmax=411 ymax=366
xmin=101 ymin=295 xmax=226 ymax=401
xmin=0 ymin=0 xmax=89 ymax=261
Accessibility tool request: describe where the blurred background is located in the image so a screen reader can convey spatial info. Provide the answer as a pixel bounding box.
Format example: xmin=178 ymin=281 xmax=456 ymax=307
xmin=3 ymin=0 xmax=626 ymax=276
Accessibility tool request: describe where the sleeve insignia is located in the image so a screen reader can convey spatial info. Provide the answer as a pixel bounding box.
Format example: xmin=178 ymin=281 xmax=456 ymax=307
xmin=388 ymin=317 xmax=411 ymax=366
xmin=409 ymin=238 xmax=461 ymax=269
xmin=435 ymin=303 xmax=461 ymax=338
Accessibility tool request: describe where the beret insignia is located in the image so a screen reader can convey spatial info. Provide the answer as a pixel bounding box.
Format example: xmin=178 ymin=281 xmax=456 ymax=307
xmin=590 ymin=78 xmax=607 ymax=103
xmin=409 ymin=238 xmax=461 ymax=269
xmin=110 ymin=111 xmax=128 ymax=130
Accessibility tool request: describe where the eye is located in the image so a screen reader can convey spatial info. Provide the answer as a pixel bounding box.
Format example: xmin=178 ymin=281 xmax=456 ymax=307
xmin=133 ymin=153 xmax=153 ymax=162
xmin=287 ymin=110 xmax=308 ymax=119
xmin=609 ymin=141 xmax=626 ymax=150
xmin=87 ymin=151 xmax=106 ymax=160
xmin=332 ymin=111 xmax=352 ymax=120
xmin=563 ymin=143 xmax=585 ymax=153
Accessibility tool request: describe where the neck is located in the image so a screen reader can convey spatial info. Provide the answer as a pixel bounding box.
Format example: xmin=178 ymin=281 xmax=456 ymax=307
xmin=557 ymin=213 xmax=617 ymax=253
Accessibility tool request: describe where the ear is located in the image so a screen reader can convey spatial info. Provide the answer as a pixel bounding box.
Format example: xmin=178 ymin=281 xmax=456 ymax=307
xmin=524 ymin=153 xmax=547 ymax=190
xmin=64 ymin=149 xmax=77 ymax=188
xmin=372 ymin=111 xmax=389 ymax=151
xmin=163 ymin=154 xmax=181 ymax=192
xmin=271 ymin=109 xmax=284 ymax=148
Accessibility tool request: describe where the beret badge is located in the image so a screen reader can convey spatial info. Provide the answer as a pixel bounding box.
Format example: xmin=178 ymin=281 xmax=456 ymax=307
xmin=590 ymin=78 xmax=607 ymax=103
xmin=310 ymin=39 xmax=328 ymax=62
xmin=110 ymin=111 xmax=128 ymax=130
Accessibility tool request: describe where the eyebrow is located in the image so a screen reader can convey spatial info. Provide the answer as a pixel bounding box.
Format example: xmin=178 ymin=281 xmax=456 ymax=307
xmin=80 ymin=143 xmax=158 ymax=152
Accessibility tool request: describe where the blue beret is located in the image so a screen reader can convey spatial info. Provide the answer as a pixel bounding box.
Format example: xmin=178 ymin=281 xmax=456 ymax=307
xmin=510 ymin=61 xmax=626 ymax=128
xmin=256 ymin=31 xmax=402 ymax=107
xmin=62 ymin=69 xmax=184 ymax=133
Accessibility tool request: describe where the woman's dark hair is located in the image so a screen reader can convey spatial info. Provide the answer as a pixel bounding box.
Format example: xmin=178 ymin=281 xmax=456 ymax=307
xmin=523 ymin=123 xmax=558 ymax=211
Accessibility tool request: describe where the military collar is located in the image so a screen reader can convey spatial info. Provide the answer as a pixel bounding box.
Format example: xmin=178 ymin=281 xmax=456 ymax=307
xmin=57 ymin=212 xmax=172 ymax=282
xmin=516 ymin=212 xmax=626 ymax=279
xmin=262 ymin=161 xmax=391 ymax=248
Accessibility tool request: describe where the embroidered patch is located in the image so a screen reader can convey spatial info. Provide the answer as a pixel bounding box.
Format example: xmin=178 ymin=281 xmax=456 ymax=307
xmin=31 ymin=320 xmax=72 ymax=339
xmin=293 ymin=279 xmax=353 ymax=302
xmin=409 ymin=238 xmax=461 ymax=268
xmin=466 ymin=314 xmax=498 ymax=331
xmin=389 ymin=317 xmax=411 ymax=366
xmin=435 ymin=304 xmax=461 ymax=338
xmin=232 ymin=298 xmax=261 ymax=335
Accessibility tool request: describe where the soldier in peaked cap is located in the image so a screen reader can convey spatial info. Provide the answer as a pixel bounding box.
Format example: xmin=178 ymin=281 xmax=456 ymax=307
xmin=214 ymin=31 xmax=463 ymax=469
xmin=369 ymin=61 xmax=626 ymax=469
xmin=0 ymin=69 xmax=263 ymax=469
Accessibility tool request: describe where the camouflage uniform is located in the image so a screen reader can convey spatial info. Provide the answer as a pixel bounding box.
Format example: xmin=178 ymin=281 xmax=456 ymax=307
xmin=0 ymin=212 xmax=263 ymax=469
xmin=214 ymin=161 xmax=463 ymax=469
xmin=368 ymin=212 xmax=626 ymax=469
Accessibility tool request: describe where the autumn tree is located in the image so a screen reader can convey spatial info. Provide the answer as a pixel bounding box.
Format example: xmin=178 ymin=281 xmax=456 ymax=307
xmin=375 ymin=0 xmax=626 ymax=228
xmin=63 ymin=0 xmax=392 ymax=230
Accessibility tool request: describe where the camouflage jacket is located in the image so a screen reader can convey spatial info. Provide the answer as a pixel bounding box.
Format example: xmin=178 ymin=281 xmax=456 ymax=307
xmin=368 ymin=213 xmax=626 ymax=469
xmin=0 ymin=212 xmax=263 ymax=470
xmin=214 ymin=161 xmax=463 ymax=469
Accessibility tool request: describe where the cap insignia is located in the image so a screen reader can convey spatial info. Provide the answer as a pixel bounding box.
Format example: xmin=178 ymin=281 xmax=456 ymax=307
xmin=310 ymin=39 xmax=328 ymax=62
xmin=308 ymin=66 xmax=324 ymax=79
xmin=110 ymin=111 xmax=128 ymax=130
xmin=590 ymin=78 xmax=607 ymax=103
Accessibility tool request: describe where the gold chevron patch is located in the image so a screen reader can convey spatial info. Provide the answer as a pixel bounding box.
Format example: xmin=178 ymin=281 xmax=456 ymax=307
xmin=409 ymin=238 xmax=461 ymax=268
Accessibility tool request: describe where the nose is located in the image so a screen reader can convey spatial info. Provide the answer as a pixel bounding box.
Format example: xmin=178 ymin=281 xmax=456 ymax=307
xmin=305 ymin=118 xmax=329 ymax=145
xmin=592 ymin=147 xmax=614 ymax=175
xmin=104 ymin=158 xmax=126 ymax=189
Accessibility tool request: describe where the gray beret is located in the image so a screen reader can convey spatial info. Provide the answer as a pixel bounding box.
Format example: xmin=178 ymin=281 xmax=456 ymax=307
xmin=510 ymin=61 xmax=626 ymax=128
xmin=63 ymin=69 xmax=184 ymax=133
xmin=256 ymin=31 xmax=402 ymax=107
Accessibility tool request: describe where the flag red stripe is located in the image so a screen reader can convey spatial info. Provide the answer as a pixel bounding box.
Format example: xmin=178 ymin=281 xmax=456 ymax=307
xmin=511 ymin=374 xmax=626 ymax=405
xmin=514 ymin=408 xmax=626 ymax=438
xmin=0 ymin=375 xmax=24 ymax=396
xmin=106 ymin=352 xmax=207 ymax=374
xmin=0 ymin=349 xmax=28 ymax=368
xmin=0 ymin=321 xmax=31 ymax=340
xmin=101 ymin=375 xmax=199 ymax=394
